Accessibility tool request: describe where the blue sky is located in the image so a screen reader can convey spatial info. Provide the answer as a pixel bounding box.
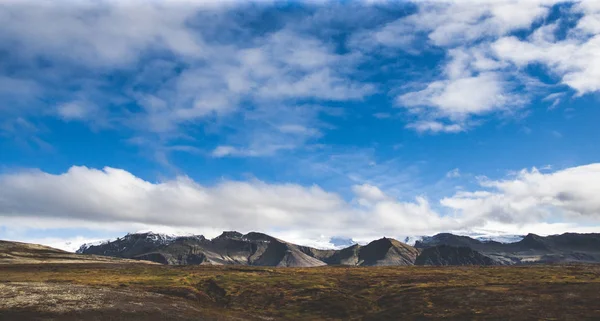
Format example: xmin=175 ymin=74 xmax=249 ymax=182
xmin=1 ymin=0 xmax=600 ymax=250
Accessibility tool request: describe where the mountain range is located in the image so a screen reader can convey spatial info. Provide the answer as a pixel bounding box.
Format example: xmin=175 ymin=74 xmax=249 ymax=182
xmin=77 ymin=231 xmax=600 ymax=267
xmin=78 ymin=231 xmax=419 ymax=267
xmin=414 ymin=232 xmax=600 ymax=264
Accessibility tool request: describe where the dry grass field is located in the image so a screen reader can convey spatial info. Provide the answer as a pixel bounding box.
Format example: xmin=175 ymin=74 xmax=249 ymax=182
xmin=2 ymin=263 xmax=600 ymax=320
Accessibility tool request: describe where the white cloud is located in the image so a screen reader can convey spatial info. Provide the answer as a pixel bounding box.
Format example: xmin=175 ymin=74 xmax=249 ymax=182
xmin=441 ymin=164 xmax=600 ymax=225
xmin=0 ymin=2 xmax=375 ymax=158
xmin=352 ymin=184 xmax=388 ymax=206
xmin=406 ymin=120 xmax=464 ymax=133
xmin=385 ymin=0 xmax=547 ymax=131
xmin=398 ymin=72 xmax=513 ymax=119
xmin=0 ymin=166 xmax=458 ymax=240
xmin=3 ymin=164 xmax=600 ymax=243
xmin=363 ymin=0 xmax=590 ymax=133
xmin=0 ymin=2 xmax=205 ymax=67
xmin=56 ymin=101 xmax=98 ymax=121
xmin=211 ymin=145 xmax=239 ymax=157
xmin=492 ymin=31 xmax=600 ymax=95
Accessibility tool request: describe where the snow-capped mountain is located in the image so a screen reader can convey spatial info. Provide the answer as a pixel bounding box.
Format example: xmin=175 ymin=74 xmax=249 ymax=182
xmin=76 ymin=232 xmax=180 ymax=254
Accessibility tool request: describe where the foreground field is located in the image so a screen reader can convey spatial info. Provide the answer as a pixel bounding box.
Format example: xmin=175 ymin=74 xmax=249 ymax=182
xmin=2 ymin=263 xmax=600 ymax=320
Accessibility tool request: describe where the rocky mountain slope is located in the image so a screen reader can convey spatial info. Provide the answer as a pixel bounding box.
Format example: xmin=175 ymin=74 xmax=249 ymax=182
xmin=78 ymin=232 xmax=419 ymax=267
xmin=415 ymin=245 xmax=497 ymax=266
xmin=415 ymin=232 xmax=600 ymax=264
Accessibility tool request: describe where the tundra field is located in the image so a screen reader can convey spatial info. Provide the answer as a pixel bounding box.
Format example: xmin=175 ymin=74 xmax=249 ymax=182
xmin=2 ymin=262 xmax=600 ymax=320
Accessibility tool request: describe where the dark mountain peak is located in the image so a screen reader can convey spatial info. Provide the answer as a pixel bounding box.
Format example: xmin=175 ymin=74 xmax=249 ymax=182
xmin=243 ymin=232 xmax=277 ymax=242
xmin=358 ymin=237 xmax=418 ymax=266
xmin=415 ymin=245 xmax=498 ymax=266
xmin=523 ymin=233 xmax=542 ymax=239
xmin=367 ymin=237 xmax=398 ymax=246
xmin=435 ymin=233 xmax=481 ymax=243
xmin=434 ymin=233 xmax=455 ymax=238
xmin=215 ymin=231 xmax=243 ymax=240
xmin=518 ymin=233 xmax=549 ymax=250
xmin=373 ymin=236 xmax=392 ymax=243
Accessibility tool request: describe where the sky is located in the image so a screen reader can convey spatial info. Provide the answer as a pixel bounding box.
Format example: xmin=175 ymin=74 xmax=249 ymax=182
xmin=1 ymin=0 xmax=600 ymax=251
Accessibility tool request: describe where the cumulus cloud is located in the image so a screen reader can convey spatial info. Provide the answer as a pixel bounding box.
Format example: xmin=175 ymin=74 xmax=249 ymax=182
xmin=2 ymin=164 xmax=600 ymax=243
xmin=352 ymin=184 xmax=389 ymax=206
xmin=0 ymin=166 xmax=457 ymax=240
xmin=398 ymin=72 xmax=515 ymax=119
xmin=441 ymin=164 xmax=600 ymax=225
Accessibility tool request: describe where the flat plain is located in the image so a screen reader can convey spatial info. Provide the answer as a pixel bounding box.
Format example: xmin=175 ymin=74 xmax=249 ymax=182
xmin=2 ymin=262 xmax=600 ymax=320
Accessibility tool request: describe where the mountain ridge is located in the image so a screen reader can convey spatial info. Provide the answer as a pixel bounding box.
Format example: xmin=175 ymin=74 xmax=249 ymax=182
xmin=77 ymin=231 xmax=600 ymax=267
xmin=415 ymin=232 xmax=600 ymax=264
xmin=78 ymin=231 xmax=420 ymax=267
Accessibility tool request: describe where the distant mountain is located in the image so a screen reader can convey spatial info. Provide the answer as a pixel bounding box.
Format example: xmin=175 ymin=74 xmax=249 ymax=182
xmin=78 ymin=232 xmax=419 ymax=267
xmin=415 ymin=233 xmax=485 ymax=249
xmin=404 ymin=233 xmax=523 ymax=247
xmin=415 ymin=245 xmax=498 ymax=266
xmin=320 ymin=237 xmax=419 ymax=266
xmin=415 ymin=232 xmax=600 ymax=264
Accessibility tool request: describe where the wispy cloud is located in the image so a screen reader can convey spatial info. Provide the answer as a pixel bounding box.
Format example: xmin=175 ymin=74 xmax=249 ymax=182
xmin=359 ymin=0 xmax=599 ymax=132
xmin=0 ymin=1 xmax=375 ymax=163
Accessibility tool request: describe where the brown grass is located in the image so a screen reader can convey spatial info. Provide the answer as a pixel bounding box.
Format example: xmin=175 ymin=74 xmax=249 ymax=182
xmin=1 ymin=263 xmax=600 ymax=320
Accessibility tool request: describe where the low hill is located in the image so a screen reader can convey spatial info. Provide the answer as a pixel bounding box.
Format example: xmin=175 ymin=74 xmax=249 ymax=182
xmin=0 ymin=240 xmax=155 ymax=265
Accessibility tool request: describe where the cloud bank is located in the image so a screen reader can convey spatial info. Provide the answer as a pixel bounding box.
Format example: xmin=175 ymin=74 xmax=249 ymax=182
xmin=2 ymin=164 xmax=600 ymax=243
